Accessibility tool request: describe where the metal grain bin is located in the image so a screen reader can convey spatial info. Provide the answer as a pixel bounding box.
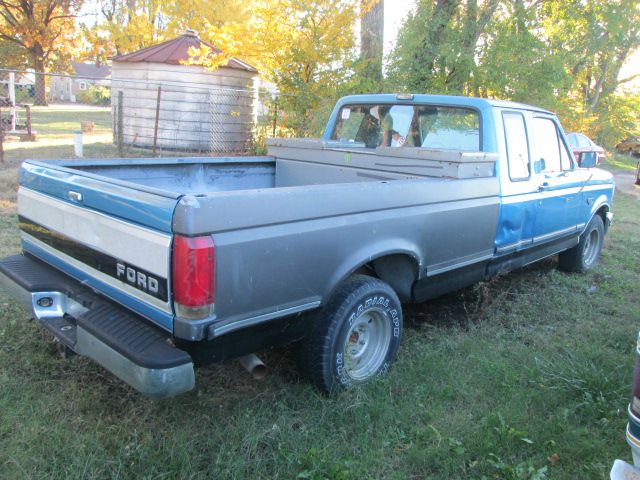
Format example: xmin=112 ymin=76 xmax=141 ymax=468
xmin=111 ymin=30 xmax=258 ymax=153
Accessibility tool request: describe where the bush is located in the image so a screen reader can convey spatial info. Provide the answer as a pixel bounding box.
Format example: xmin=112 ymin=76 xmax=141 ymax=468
xmin=77 ymin=85 xmax=111 ymax=106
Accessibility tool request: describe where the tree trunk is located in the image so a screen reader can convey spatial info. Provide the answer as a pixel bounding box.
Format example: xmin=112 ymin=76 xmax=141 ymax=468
xmin=360 ymin=0 xmax=384 ymax=84
xmin=32 ymin=54 xmax=48 ymax=106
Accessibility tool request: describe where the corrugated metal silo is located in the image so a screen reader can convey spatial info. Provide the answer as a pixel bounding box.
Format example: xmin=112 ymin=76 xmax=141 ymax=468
xmin=111 ymin=30 xmax=258 ymax=153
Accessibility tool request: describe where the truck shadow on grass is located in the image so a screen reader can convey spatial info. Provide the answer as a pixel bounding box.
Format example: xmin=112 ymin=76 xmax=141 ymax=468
xmin=403 ymin=256 xmax=559 ymax=330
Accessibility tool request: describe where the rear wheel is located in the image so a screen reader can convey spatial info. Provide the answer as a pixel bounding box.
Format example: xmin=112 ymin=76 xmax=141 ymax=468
xmin=559 ymin=215 xmax=605 ymax=272
xmin=297 ymin=275 xmax=402 ymax=393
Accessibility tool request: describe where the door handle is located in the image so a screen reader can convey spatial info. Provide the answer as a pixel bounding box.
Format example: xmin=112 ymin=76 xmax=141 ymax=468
xmin=538 ymin=182 xmax=550 ymax=191
xmin=68 ymin=191 xmax=83 ymax=202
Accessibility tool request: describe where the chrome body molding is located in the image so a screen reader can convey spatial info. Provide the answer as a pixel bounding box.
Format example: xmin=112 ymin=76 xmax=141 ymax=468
xmin=532 ymin=225 xmax=578 ymax=244
xmin=209 ymin=301 xmax=322 ymax=338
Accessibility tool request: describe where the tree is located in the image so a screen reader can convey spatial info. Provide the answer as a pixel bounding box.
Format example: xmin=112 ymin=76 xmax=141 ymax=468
xmin=189 ymin=0 xmax=360 ymax=135
xmin=0 ymin=0 xmax=82 ymax=105
xmin=387 ymin=0 xmax=500 ymax=94
xmin=360 ymin=0 xmax=384 ymax=85
xmin=91 ymin=0 xmax=164 ymax=55
xmin=541 ymin=0 xmax=640 ymax=142
xmin=476 ymin=0 xmax=569 ymax=106
xmin=82 ymin=0 xmax=247 ymax=58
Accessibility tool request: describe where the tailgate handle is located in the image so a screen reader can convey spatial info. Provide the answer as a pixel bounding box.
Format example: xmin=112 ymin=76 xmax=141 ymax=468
xmin=68 ymin=191 xmax=83 ymax=203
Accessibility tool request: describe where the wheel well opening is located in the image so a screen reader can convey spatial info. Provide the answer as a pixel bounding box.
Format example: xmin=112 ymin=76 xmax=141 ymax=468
xmin=361 ymin=254 xmax=419 ymax=302
xmin=595 ymin=205 xmax=609 ymax=232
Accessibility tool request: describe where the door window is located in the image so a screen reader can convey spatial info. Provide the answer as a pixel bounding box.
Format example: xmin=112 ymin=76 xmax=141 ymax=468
xmin=560 ymin=137 xmax=573 ymax=170
xmin=502 ymin=112 xmax=530 ymax=181
xmin=533 ymin=118 xmax=566 ymax=173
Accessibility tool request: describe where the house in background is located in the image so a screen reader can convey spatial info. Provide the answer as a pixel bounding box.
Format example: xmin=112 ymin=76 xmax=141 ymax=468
xmin=50 ymin=62 xmax=111 ymax=102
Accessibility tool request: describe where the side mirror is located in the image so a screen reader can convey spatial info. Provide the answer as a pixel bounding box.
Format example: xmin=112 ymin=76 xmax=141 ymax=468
xmin=579 ymin=151 xmax=598 ymax=168
xmin=534 ymin=158 xmax=546 ymax=174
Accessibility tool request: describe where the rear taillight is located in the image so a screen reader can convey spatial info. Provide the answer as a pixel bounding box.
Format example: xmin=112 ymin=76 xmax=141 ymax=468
xmin=631 ymin=333 xmax=640 ymax=416
xmin=172 ymin=235 xmax=215 ymax=320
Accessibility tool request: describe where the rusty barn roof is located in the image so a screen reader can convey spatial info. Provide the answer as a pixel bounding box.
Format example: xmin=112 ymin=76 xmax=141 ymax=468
xmin=112 ymin=30 xmax=257 ymax=73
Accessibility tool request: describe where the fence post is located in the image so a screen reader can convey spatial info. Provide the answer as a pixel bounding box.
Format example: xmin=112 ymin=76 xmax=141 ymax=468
xmin=152 ymin=86 xmax=162 ymax=156
xmin=117 ymin=91 xmax=124 ymax=155
xmin=272 ymin=95 xmax=279 ymax=137
xmin=25 ymin=105 xmax=32 ymax=136
xmin=0 ymin=105 xmax=4 ymax=163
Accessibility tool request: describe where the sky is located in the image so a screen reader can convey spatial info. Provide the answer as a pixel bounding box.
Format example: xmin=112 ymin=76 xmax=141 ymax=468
xmin=384 ymin=0 xmax=416 ymax=55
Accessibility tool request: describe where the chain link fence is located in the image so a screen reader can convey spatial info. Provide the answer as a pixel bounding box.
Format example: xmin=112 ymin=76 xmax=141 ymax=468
xmin=0 ymin=69 xmax=312 ymax=164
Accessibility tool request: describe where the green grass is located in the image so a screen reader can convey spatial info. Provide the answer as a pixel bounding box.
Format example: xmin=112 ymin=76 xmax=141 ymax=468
xmin=0 ymin=113 xmax=639 ymax=478
xmin=603 ymin=152 xmax=639 ymax=171
xmin=2 ymin=103 xmax=217 ymax=165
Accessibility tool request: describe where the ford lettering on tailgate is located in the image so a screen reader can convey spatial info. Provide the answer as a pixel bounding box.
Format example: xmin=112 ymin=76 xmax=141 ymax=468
xmin=116 ymin=262 xmax=160 ymax=297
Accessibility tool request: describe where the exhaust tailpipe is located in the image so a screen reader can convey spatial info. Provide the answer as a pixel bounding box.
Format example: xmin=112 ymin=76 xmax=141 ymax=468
xmin=238 ymin=354 xmax=267 ymax=380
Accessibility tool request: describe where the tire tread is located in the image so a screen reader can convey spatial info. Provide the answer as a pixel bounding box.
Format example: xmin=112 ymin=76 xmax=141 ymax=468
xmin=297 ymin=275 xmax=400 ymax=393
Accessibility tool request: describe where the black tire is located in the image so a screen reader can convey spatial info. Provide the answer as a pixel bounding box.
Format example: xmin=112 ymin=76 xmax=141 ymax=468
xmin=559 ymin=215 xmax=605 ymax=272
xmin=297 ymin=275 xmax=403 ymax=393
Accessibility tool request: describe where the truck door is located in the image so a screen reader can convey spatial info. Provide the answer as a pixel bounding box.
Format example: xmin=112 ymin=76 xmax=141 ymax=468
xmin=530 ymin=116 xmax=582 ymax=244
xmin=495 ymin=110 xmax=539 ymax=254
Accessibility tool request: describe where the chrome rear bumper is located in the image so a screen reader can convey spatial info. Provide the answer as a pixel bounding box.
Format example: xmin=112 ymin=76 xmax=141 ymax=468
xmin=0 ymin=254 xmax=195 ymax=398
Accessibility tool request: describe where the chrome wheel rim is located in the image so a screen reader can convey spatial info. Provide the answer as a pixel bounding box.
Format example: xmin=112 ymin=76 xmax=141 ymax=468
xmin=583 ymin=228 xmax=600 ymax=266
xmin=343 ymin=308 xmax=391 ymax=381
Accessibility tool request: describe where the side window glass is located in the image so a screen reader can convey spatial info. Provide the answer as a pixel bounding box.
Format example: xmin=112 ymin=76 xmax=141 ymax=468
xmin=502 ymin=112 xmax=530 ymax=180
xmin=532 ymin=118 xmax=561 ymax=173
xmin=560 ymin=135 xmax=573 ymax=170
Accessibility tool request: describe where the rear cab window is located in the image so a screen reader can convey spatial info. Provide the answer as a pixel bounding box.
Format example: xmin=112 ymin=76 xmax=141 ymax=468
xmin=331 ymin=104 xmax=480 ymax=151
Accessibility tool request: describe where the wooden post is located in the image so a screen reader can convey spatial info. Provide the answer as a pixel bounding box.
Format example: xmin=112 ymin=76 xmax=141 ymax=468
xmin=152 ymin=86 xmax=162 ymax=156
xmin=18 ymin=104 xmax=36 ymax=142
xmin=117 ymin=91 xmax=124 ymax=155
xmin=272 ymin=95 xmax=279 ymax=137
xmin=0 ymin=105 xmax=4 ymax=163
xmin=25 ymin=104 xmax=32 ymax=136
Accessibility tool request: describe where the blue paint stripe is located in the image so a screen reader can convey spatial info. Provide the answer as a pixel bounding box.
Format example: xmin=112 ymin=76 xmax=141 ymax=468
xmin=22 ymin=239 xmax=174 ymax=332
xmin=20 ymin=162 xmax=178 ymax=233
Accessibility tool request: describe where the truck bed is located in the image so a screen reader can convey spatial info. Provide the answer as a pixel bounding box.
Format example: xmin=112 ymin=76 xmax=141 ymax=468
xmin=48 ymin=140 xmax=497 ymax=197
xmin=17 ymin=147 xmax=500 ymax=340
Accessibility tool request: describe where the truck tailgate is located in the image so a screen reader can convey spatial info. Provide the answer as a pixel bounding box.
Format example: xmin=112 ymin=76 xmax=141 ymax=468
xmin=17 ymin=161 xmax=180 ymax=331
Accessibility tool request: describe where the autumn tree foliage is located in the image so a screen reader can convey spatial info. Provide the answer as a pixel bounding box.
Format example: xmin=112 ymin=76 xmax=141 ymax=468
xmin=82 ymin=0 xmax=247 ymax=59
xmin=189 ymin=0 xmax=361 ymax=134
xmin=0 ymin=0 xmax=82 ymax=105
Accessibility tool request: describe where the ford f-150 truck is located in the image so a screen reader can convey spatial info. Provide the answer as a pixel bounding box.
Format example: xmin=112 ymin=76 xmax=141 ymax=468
xmin=0 ymin=94 xmax=614 ymax=397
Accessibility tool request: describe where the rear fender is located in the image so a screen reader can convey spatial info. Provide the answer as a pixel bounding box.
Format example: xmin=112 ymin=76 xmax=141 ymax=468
xmin=324 ymin=240 xmax=422 ymax=303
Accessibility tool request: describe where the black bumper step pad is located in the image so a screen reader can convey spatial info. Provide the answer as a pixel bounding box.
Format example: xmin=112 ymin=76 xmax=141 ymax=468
xmin=1 ymin=253 xmax=191 ymax=370
xmin=76 ymin=303 xmax=191 ymax=370
xmin=0 ymin=254 xmax=82 ymax=296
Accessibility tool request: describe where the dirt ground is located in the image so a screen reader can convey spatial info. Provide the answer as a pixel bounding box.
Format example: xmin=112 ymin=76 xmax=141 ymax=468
xmin=613 ymin=169 xmax=640 ymax=200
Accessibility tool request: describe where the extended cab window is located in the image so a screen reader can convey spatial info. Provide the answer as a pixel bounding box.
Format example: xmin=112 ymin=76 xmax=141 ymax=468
xmin=331 ymin=104 xmax=480 ymax=150
xmin=532 ymin=117 xmax=572 ymax=173
xmin=502 ymin=112 xmax=530 ymax=180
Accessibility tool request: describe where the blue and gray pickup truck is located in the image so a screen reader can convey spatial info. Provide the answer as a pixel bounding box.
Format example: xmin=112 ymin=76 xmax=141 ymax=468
xmin=0 ymin=94 xmax=614 ymax=397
